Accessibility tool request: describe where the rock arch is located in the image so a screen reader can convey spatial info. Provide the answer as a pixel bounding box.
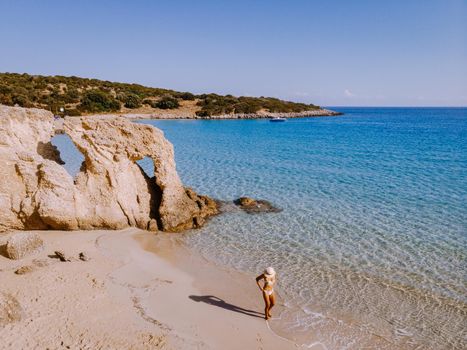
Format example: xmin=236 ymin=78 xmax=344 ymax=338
xmin=0 ymin=106 xmax=217 ymax=232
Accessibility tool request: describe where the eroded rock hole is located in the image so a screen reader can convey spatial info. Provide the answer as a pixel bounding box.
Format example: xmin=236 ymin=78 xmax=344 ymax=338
xmin=50 ymin=134 xmax=85 ymax=178
xmin=136 ymin=157 xmax=154 ymax=178
xmin=135 ymin=156 xmax=163 ymax=230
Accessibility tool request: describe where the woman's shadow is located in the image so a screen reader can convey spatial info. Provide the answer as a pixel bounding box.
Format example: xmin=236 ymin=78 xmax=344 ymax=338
xmin=189 ymin=295 xmax=264 ymax=319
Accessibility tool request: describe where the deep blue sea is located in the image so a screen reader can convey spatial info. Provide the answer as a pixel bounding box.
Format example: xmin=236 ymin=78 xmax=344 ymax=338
xmin=54 ymin=108 xmax=467 ymax=349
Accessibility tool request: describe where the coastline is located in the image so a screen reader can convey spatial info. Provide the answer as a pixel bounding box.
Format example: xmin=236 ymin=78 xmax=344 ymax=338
xmin=120 ymin=108 xmax=342 ymax=120
xmin=53 ymin=108 xmax=342 ymax=134
xmin=54 ymin=108 xmax=342 ymax=122
xmin=0 ymin=229 xmax=313 ymax=349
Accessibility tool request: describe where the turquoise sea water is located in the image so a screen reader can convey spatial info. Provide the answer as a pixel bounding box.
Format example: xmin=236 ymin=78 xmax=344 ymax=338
xmin=54 ymin=108 xmax=467 ymax=349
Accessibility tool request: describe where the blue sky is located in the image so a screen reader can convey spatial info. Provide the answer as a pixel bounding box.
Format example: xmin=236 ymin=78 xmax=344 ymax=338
xmin=0 ymin=0 xmax=466 ymax=106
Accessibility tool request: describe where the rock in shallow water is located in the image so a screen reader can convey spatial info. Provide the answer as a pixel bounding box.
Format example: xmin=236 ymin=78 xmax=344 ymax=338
xmin=233 ymin=197 xmax=282 ymax=214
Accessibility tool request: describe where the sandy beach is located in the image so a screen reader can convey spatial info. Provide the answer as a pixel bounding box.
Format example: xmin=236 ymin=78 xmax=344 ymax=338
xmin=0 ymin=229 xmax=314 ymax=349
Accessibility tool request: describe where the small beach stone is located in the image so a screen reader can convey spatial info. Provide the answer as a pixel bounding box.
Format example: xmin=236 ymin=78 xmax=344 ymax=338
xmin=0 ymin=292 xmax=23 ymax=326
xmin=14 ymin=265 xmax=35 ymax=275
xmin=79 ymin=252 xmax=90 ymax=261
xmin=54 ymin=250 xmax=72 ymax=262
xmin=5 ymin=232 xmax=44 ymax=260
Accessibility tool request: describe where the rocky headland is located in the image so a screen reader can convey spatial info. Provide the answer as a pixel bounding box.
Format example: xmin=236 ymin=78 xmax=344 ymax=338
xmin=0 ymin=73 xmax=342 ymax=121
xmin=0 ymin=105 xmax=217 ymax=233
xmin=122 ymin=108 xmax=342 ymax=120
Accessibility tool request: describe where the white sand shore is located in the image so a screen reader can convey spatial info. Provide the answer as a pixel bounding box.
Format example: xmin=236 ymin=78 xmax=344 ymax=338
xmin=0 ymin=229 xmax=316 ymax=349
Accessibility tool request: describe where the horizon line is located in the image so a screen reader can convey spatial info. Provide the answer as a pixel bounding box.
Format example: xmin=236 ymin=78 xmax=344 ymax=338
xmin=326 ymin=105 xmax=467 ymax=108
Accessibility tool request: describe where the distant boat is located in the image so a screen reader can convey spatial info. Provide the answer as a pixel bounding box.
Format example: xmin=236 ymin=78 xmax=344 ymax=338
xmin=269 ymin=117 xmax=287 ymax=122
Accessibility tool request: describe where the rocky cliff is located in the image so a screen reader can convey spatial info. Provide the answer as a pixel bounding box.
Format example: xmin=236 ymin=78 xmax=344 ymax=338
xmin=0 ymin=105 xmax=217 ymax=232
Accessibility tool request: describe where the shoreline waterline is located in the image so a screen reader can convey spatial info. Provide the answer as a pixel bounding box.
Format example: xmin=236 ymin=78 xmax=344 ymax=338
xmin=134 ymin=230 xmax=327 ymax=349
xmin=109 ymin=229 xmax=301 ymax=349
xmin=144 ymin=226 xmax=467 ymax=350
xmin=136 ymin=230 xmax=406 ymax=349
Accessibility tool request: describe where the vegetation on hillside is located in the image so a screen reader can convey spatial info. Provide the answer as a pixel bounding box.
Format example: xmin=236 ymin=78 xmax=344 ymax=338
xmin=195 ymin=94 xmax=316 ymax=116
xmin=0 ymin=72 xmax=320 ymax=116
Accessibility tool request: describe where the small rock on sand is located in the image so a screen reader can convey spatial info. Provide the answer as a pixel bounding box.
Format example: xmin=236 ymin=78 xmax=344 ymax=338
xmin=0 ymin=292 xmax=23 ymax=326
xmin=5 ymin=232 xmax=44 ymax=260
xmin=79 ymin=252 xmax=90 ymax=261
xmin=15 ymin=265 xmax=35 ymax=275
xmin=54 ymin=250 xmax=72 ymax=262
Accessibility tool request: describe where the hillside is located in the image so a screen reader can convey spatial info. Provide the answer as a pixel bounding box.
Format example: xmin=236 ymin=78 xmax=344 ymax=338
xmin=0 ymin=72 xmax=326 ymax=118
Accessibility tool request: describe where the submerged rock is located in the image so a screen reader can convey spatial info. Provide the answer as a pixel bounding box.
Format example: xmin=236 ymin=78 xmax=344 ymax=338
xmin=234 ymin=197 xmax=256 ymax=207
xmin=233 ymin=197 xmax=282 ymax=214
xmin=5 ymin=232 xmax=44 ymax=260
xmin=0 ymin=105 xmax=217 ymax=233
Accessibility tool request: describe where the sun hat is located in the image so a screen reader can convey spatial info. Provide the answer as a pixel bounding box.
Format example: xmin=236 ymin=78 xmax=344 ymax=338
xmin=264 ymin=267 xmax=276 ymax=276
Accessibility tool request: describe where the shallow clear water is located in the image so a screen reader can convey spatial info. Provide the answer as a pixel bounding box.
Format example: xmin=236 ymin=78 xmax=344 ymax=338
xmin=56 ymin=108 xmax=467 ymax=349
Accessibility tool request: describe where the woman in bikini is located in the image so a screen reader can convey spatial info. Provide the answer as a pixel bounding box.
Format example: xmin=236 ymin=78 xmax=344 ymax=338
xmin=256 ymin=267 xmax=276 ymax=320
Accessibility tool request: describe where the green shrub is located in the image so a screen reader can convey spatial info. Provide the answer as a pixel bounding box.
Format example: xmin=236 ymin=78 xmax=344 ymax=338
xmin=12 ymin=95 xmax=33 ymax=107
xmin=234 ymin=102 xmax=261 ymax=114
xmin=156 ymin=95 xmax=180 ymax=109
xmin=177 ymin=92 xmax=195 ymax=100
xmin=78 ymin=90 xmax=120 ymax=113
xmin=122 ymin=93 xmax=142 ymax=109
xmin=0 ymin=83 xmax=12 ymax=95
xmin=0 ymin=94 xmax=13 ymax=105
xmin=62 ymin=88 xmax=80 ymax=103
xmin=116 ymin=92 xmax=127 ymax=102
xmin=143 ymin=99 xmax=159 ymax=108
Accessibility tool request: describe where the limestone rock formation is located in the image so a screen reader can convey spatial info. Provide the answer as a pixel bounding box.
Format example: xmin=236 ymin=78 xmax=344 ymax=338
xmin=0 ymin=292 xmax=23 ymax=326
xmin=0 ymin=105 xmax=217 ymax=232
xmin=5 ymin=232 xmax=44 ymax=260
